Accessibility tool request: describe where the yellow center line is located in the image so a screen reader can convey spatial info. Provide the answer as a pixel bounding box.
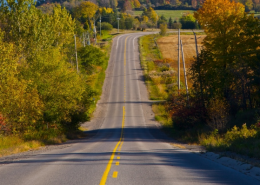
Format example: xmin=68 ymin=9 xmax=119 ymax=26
xmin=99 ymin=37 xmax=128 ymax=185
xmin=99 ymin=107 xmax=125 ymax=185
xmin=112 ymin=171 xmax=118 ymax=178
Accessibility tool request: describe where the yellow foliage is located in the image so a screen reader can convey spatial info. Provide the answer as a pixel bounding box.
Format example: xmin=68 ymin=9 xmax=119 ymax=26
xmin=75 ymin=2 xmax=98 ymax=20
xmin=0 ymin=31 xmax=43 ymax=134
xmin=194 ymin=0 xmax=245 ymax=33
xmin=142 ymin=15 xmax=149 ymax=23
xmin=99 ymin=7 xmax=114 ymax=14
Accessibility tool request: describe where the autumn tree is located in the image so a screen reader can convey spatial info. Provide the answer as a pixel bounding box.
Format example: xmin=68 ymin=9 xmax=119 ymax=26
xmin=142 ymin=7 xmax=158 ymax=26
xmin=0 ymin=0 xmax=95 ymax=137
xmin=159 ymin=23 xmax=167 ymax=35
xmin=192 ymin=0 xmax=260 ymax=117
xmin=73 ymin=1 xmax=98 ymax=30
xmin=133 ymin=0 xmax=141 ymax=8
xmin=122 ymin=0 xmax=132 ymax=12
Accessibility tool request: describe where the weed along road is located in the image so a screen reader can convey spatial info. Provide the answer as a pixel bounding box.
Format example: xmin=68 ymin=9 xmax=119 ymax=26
xmin=0 ymin=33 xmax=259 ymax=185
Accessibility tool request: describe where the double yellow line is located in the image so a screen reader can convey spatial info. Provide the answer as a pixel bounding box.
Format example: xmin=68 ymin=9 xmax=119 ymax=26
xmin=99 ymin=106 xmax=125 ymax=185
xmin=99 ymin=37 xmax=128 ymax=185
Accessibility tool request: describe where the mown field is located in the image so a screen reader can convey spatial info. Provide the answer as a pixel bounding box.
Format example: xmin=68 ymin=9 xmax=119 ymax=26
xmin=134 ymin=10 xmax=195 ymax=20
xmin=157 ymin=34 xmax=206 ymax=88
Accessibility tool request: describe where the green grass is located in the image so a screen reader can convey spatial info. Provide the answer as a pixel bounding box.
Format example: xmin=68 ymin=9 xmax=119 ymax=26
xmin=139 ymin=34 xmax=169 ymax=100
xmin=134 ymin=10 xmax=195 ymax=20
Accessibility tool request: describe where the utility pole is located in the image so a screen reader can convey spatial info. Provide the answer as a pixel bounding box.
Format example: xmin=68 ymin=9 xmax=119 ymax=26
xmin=74 ymin=34 xmax=78 ymax=73
xmin=117 ymin=12 xmax=120 ymax=33
xmin=83 ymin=32 xmax=85 ymax=47
xmin=181 ymin=40 xmax=189 ymax=102
xmin=100 ymin=15 xmax=101 ymax=39
xmin=193 ymin=32 xmax=199 ymax=59
xmin=87 ymin=32 xmax=90 ymax=45
xmin=178 ymin=28 xmax=180 ymax=95
xmin=93 ymin=18 xmax=97 ymax=45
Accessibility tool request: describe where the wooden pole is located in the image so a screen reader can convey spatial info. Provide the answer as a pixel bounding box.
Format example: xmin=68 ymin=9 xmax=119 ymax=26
xmin=178 ymin=28 xmax=180 ymax=95
xmin=74 ymin=34 xmax=78 ymax=73
xmin=181 ymin=40 xmax=189 ymax=102
xmin=194 ymin=32 xmax=199 ymax=59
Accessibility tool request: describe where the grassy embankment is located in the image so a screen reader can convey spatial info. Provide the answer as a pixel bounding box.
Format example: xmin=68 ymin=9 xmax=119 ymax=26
xmin=140 ymin=33 xmax=260 ymax=159
xmin=0 ymin=32 xmax=115 ymax=158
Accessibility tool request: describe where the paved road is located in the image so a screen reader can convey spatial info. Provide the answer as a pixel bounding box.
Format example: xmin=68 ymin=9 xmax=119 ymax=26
xmin=0 ymin=33 xmax=259 ymax=185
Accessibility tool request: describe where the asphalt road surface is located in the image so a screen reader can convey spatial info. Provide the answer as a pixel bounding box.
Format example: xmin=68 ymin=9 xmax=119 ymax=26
xmin=0 ymin=32 xmax=259 ymax=185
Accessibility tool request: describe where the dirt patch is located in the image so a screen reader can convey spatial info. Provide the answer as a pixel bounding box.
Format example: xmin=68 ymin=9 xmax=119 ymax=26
xmin=157 ymin=35 xmax=206 ymax=88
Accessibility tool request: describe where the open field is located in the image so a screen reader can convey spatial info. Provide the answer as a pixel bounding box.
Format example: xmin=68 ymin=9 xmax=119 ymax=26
xmin=134 ymin=10 xmax=195 ymax=20
xmin=157 ymin=34 xmax=206 ymax=88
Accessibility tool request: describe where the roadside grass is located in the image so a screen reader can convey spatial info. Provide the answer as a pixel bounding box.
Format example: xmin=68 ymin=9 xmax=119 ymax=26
xmin=139 ymin=34 xmax=170 ymax=100
xmin=139 ymin=33 xmax=260 ymax=159
xmin=134 ymin=10 xmax=195 ymax=20
xmin=0 ymin=136 xmax=43 ymax=157
xmin=0 ymin=134 xmax=69 ymax=157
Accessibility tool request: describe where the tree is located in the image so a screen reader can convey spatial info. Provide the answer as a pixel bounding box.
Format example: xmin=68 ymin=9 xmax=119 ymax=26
xmin=142 ymin=7 xmax=158 ymax=25
xmin=160 ymin=23 xmax=167 ymax=35
xmin=97 ymin=22 xmax=113 ymax=30
xmin=192 ymin=0 xmax=260 ymax=115
xmin=142 ymin=15 xmax=149 ymax=23
xmin=148 ymin=7 xmax=159 ymax=24
xmin=157 ymin=15 xmax=167 ymax=27
xmin=78 ymin=45 xmax=107 ymax=74
xmin=179 ymin=13 xmax=197 ymax=29
xmin=133 ymin=0 xmax=141 ymax=8
xmin=168 ymin=17 xmax=173 ymax=28
xmin=73 ymin=1 xmax=98 ymax=30
xmin=122 ymin=0 xmax=132 ymax=12
xmin=0 ymin=0 xmax=92 ymax=136
xmin=125 ymin=17 xmax=134 ymax=29
xmin=133 ymin=18 xmax=140 ymax=30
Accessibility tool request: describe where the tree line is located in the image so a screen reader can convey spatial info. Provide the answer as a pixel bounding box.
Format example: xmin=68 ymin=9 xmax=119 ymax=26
xmin=0 ymin=0 xmax=107 ymax=140
xmin=169 ymin=0 xmax=260 ymax=132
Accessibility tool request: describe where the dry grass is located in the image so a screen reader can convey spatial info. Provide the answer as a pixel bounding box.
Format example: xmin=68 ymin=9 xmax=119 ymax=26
xmin=171 ymin=143 xmax=186 ymax=149
xmin=157 ymin=35 xmax=206 ymax=88
xmin=0 ymin=136 xmax=43 ymax=157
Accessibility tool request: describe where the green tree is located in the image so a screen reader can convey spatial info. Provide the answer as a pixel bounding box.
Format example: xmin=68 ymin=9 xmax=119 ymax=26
xmin=168 ymin=17 xmax=173 ymax=29
xmin=179 ymin=13 xmax=197 ymax=29
xmin=125 ymin=17 xmax=134 ymax=29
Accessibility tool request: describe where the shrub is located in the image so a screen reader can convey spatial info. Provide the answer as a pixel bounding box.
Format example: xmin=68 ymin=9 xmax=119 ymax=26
xmin=207 ymin=98 xmax=230 ymax=130
xmin=168 ymin=93 xmax=207 ymax=130
xmin=97 ymin=22 xmax=113 ymax=30
xmin=172 ymin=23 xmax=182 ymax=29
xmin=160 ymin=23 xmax=167 ymax=36
xmin=125 ymin=17 xmax=134 ymax=29
xmin=78 ymin=45 xmax=107 ymax=74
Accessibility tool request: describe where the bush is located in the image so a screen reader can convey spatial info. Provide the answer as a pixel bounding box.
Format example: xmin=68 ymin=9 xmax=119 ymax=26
xmin=78 ymin=45 xmax=107 ymax=74
xmin=179 ymin=13 xmax=199 ymax=29
xmin=160 ymin=23 xmax=167 ymax=36
xmin=125 ymin=17 xmax=134 ymax=29
xmin=97 ymin=22 xmax=113 ymax=30
xmin=207 ymin=98 xmax=230 ymax=130
xmin=168 ymin=93 xmax=207 ymax=130
xmin=172 ymin=23 xmax=182 ymax=29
